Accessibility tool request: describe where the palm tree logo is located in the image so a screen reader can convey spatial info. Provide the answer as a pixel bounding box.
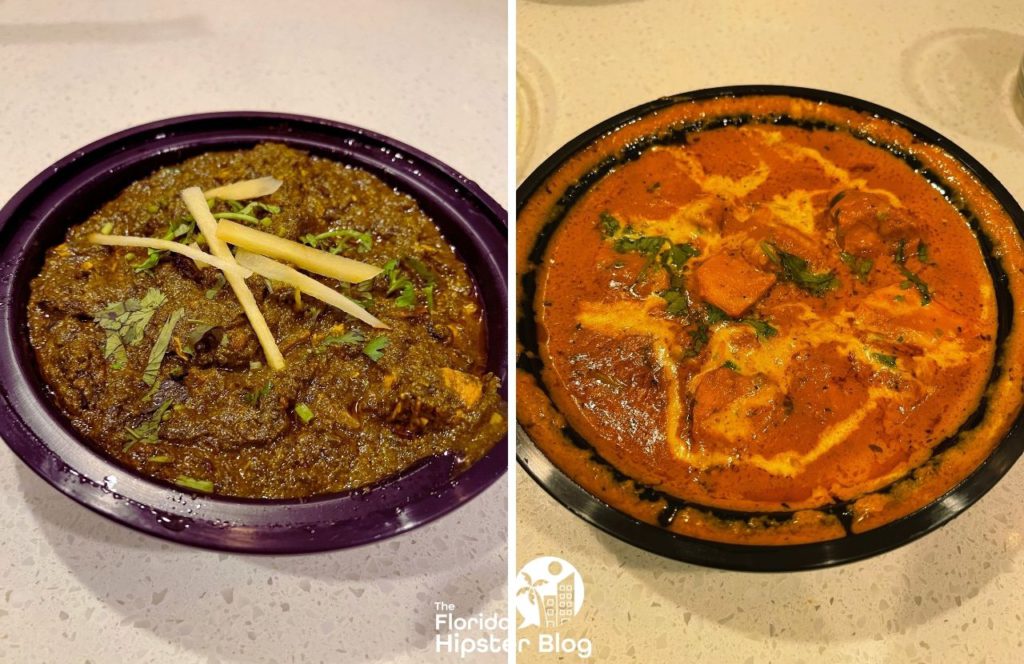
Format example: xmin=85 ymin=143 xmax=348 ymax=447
xmin=515 ymin=557 xmax=584 ymax=629
xmin=516 ymin=573 xmax=548 ymax=628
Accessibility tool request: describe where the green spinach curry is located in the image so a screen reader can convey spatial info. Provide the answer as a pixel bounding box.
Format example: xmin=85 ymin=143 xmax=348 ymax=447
xmin=28 ymin=143 xmax=505 ymax=498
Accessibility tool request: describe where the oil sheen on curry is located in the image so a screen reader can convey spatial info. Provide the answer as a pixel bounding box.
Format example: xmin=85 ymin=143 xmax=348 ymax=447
xmin=517 ymin=95 xmax=1024 ymax=544
xmin=29 ymin=143 xmax=505 ymax=499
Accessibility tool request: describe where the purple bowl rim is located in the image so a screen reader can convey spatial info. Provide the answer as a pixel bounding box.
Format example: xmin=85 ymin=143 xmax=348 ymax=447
xmin=0 ymin=111 xmax=508 ymax=553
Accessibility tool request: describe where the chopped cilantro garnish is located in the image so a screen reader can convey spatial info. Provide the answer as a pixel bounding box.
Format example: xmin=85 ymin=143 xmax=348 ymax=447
xmin=213 ymin=211 xmax=261 ymax=225
xmin=394 ymin=282 xmax=416 ymax=309
xmin=320 ymin=329 xmax=365 ymax=348
xmin=894 ymin=239 xmax=931 ymax=304
xmin=597 ymin=212 xmax=620 ymax=238
xmin=220 ymin=200 xmax=278 ymax=226
xmin=174 ymin=476 xmax=213 ymax=493
xmin=380 ymin=257 xmax=436 ymax=309
xmin=382 ymin=259 xmax=405 ymax=293
xmin=916 ymin=241 xmax=930 ymax=264
xmin=133 ymin=218 xmax=197 ymax=273
xmin=123 ymin=400 xmax=173 ymax=450
xmin=704 ymin=304 xmax=730 ymax=325
xmin=659 ymin=288 xmax=689 ymax=316
xmin=685 ymin=323 xmax=710 ymax=357
xmin=424 ymin=283 xmax=436 ymax=310
xmin=143 ymin=308 xmax=184 ymax=386
xmin=688 ymin=304 xmax=776 ymax=350
xmin=294 ymin=403 xmax=314 ymax=424
xmin=182 ymin=323 xmax=217 ymax=356
xmin=404 ymin=257 xmax=437 ymax=284
xmin=655 ymin=243 xmax=699 ymax=315
xmin=722 ymin=360 xmax=740 ymax=371
xmin=93 ymin=288 xmax=166 ymax=370
xmin=614 ymin=234 xmax=668 ymax=257
xmin=363 ymin=335 xmax=390 ymax=362
xmin=205 ymin=273 xmax=226 ymax=299
xmin=300 ymin=228 xmax=372 ymax=253
xmin=660 ymin=242 xmax=700 ymax=270
xmin=740 ymin=317 xmax=778 ymax=339
xmin=133 ymin=250 xmax=161 ymax=272
xmin=761 ymin=242 xmax=839 ymax=296
xmin=839 ymin=251 xmax=874 ymax=282
xmin=245 ymin=381 xmax=273 ymax=407
xmin=870 ymin=352 xmax=898 ymax=368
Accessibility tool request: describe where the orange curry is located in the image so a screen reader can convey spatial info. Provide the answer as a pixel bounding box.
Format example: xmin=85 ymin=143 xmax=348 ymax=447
xmin=517 ymin=95 xmax=1024 ymax=544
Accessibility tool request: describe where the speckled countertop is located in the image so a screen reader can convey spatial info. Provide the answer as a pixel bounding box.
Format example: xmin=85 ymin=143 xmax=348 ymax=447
xmin=517 ymin=1 xmax=1024 ymax=662
xmin=0 ymin=2 xmax=507 ymax=663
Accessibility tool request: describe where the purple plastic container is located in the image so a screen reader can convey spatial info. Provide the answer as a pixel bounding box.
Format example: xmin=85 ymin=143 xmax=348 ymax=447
xmin=0 ymin=112 xmax=507 ymax=553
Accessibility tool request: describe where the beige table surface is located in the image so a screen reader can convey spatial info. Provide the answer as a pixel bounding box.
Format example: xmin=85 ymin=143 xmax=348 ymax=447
xmin=0 ymin=2 xmax=507 ymax=663
xmin=517 ymin=1 xmax=1024 ymax=662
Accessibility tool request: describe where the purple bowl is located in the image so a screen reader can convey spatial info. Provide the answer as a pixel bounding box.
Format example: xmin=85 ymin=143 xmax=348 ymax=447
xmin=0 ymin=112 xmax=507 ymax=553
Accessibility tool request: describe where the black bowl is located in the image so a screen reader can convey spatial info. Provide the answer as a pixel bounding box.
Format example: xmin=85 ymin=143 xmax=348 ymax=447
xmin=516 ymin=85 xmax=1024 ymax=571
xmin=0 ymin=112 xmax=507 ymax=553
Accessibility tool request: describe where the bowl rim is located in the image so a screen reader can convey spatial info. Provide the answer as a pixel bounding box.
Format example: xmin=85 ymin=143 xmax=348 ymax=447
xmin=0 ymin=111 xmax=508 ymax=553
xmin=515 ymin=84 xmax=1024 ymax=572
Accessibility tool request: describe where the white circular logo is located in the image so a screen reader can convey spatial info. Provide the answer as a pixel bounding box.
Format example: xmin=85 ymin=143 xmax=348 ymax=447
xmin=515 ymin=556 xmax=585 ymax=628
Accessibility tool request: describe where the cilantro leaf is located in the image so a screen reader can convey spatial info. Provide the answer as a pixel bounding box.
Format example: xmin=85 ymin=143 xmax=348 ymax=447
xmin=597 ymin=212 xmax=620 ymax=238
xmin=916 ymin=241 xmax=930 ymax=264
xmin=404 ymin=257 xmax=437 ymax=284
xmin=363 ymin=335 xmax=390 ymax=362
xmin=704 ymin=304 xmax=730 ymax=325
xmin=204 ymin=273 xmax=226 ymax=299
xmin=300 ymin=228 xmax=372 ymax=253
xmin=761 ymin=242 xmax=839 ymax=296
xmin=685 ymin=322 xmax=710 ymax=357
xmin=870 ymin=352 xmax=897 ymax=368
xmin=93 ymin=288 xmax=166 ymax=370
xmin=894 ymin=239 xmax=931 ymax=305
xmin=424 ymin=283 xmax=436 ymax=310
xmin=245 ymin=381 xmax=273 ymax=407
xmin=740 ymin=317 xmax=778 ymax=339
xmin=614 ymin=234 xmax=668 ymax=256
xmin=143 ymin=308 xmax=184 ymax=386
xmin=839 ymin=251 xmax=873 ymax=282
xmin=320 ymin=329 xmax=366 ymax=348
xmin=394 ymin=282 xmax=416 ymax=309
xmin=658 ymin=288 xmax=689 ymax=316
xmin=182 ymin=323 xmax=220 ymax=356
xmin=123 ymin=400 xmax=174 ymax=450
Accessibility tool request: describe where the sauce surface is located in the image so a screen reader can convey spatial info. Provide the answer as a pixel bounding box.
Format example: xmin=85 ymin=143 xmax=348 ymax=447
xmin=29 ymin=143 xmax=505 ymax=498
xmin=517 ymin=95 xmax=1024 ymax=544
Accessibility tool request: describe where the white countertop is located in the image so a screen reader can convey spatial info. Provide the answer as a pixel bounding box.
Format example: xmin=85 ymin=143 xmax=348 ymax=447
xmin=517 ymin=1 xmax=1024 ymax=662
xmin=0 ymin=2 xmax=507 ymax=663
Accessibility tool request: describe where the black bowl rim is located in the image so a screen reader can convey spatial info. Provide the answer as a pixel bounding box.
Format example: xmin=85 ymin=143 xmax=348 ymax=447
xmin=0 ymin=111 xmax=508 ymax=553
xmin=515 ymin=84 xmax=1024 ymax=572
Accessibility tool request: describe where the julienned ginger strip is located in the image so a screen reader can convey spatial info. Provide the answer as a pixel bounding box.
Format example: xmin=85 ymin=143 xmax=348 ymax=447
xmin=181 ymin=186 xmax=286 ymax=371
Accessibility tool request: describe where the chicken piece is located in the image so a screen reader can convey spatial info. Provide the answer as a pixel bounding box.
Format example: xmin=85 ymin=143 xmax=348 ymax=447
xmin=829 ymin=190 xmax=918 ymax=256
xmin=692 ymin=367 xmax=784 ymax=448
xmin=694 ymin=251 xmax=777 ymax=317
xmin=724 ymin=204 xmax=822 ymax=270
xmin=852 ymin=285 xmax=981 ymax=363
xmin=440 ymin=368 xmax=483 ymax=407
